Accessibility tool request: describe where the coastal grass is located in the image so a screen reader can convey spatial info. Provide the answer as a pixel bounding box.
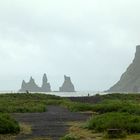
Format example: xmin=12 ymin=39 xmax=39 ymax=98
xmin=64 ymin=93 xmax=140 ymax=115
xmin=61 ymin=93 xmax=140 ymax=139
xmin=19 ymin=123 xmax=32 ymax=135
xmin=101 ymin=93 xmax=140 ymax=101
xmin=0 ymin=93 xmax=62 ymax=135
xmin=0 ymin=113 xmax=20 ymax=134
xmin=91 ymin=99 xmax=140 ymax=115
xmin=0 ymin=136 xmax=52 ymax=140
xmin=86 ymin=112 xmax=140 ymax=133
xmin=1 ymin=93 xmax=140 ymax=138
xmin=0 ymin=135 xmax=16 ymax=140
xmin=0 ymin=93 xmax=62 ymax=113
xmin=62 ymin=98 xmax=140 ymax=116
xmin=61 ymin=101 xmax=94 ymax=112
xmin=0 ymin=93 xmax=94 ymax=113
xmin=29 ymin=138 xmax=52 ymax=140
xmin=1 ymin=93 xmax=140 ymax=114
xmin=68 ymin=93 xmax=140 ymax=139
xmin=61 ymin=121 xmax=140 ymax=140
xmin=61 ymin=122 xmax=102 ymax=140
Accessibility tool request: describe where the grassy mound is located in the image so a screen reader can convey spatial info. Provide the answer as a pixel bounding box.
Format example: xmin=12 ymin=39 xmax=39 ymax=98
xmin=86 ymin=112 xmax=140 ymax=134
xmin=0 ymin=113 xmax=20 ymax=134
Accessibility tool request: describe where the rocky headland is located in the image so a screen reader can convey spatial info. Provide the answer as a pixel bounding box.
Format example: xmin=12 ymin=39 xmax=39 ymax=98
xmin=108 ymin=45 xmax=140 ymax=92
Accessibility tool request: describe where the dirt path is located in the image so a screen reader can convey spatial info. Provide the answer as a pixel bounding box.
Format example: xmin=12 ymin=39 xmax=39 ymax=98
xmin=13 ymin=105 xmax=91 ymax=140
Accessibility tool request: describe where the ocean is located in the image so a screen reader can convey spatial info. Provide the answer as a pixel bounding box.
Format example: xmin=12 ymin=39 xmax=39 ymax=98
xmin=0 ymin=91 xmax=107 ymax=97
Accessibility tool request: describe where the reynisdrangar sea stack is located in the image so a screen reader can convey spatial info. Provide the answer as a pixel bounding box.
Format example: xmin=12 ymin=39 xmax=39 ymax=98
xmin=19 ymin=74 xmax=51 ymax=92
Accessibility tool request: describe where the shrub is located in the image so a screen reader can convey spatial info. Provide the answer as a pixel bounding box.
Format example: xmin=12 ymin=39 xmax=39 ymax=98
xmin=92 ymin=100 xmax=140 ymax=115
xmin=86 ymin=112 xmax=140 ymax=134
xmin=0 ymin=113 xmax=20 ymax=134
xmin=92 ymin=100 xmax=122 ymax=113
xmin=105 ymin=129 xmax=126 ymax=138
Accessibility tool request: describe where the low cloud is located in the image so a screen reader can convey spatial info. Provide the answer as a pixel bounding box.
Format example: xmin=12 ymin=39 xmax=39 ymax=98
xmin=0 ymin=0 xmax=139 ymax=91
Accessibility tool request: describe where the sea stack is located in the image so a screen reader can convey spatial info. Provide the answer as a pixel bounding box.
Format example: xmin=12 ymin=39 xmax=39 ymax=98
xmin=41 ymin=74 xmax=51 ymax=92
xmin=19 ymin=77 xmax=40 ymax=92
xmin=19 ymin=74 xmax=51 ymax=92
xmin=59 ymin=75 xmax=75 ymax=92
xmin=108 ymin=45 xmax=140 ymax=92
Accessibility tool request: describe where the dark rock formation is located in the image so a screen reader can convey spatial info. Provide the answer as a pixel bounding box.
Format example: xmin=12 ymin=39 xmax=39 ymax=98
xmin=59 ymin=75 xmax=75 ymax=92
xmin=108 ymin=45 xmax=140 ymax=92
xmin=19 ymin=74 xmax=51 ymax=92
xmin=41 ymin=74 xmax=51 ymax=92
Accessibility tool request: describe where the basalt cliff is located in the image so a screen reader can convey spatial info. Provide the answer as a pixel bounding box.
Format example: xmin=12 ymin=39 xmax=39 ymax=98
xmin=108 ymin=45 xmax=140 ymax=92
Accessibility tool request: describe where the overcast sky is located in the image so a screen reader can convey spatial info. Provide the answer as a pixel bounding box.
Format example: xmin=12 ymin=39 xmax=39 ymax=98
xmin=0 ymin=0 xmax=140 ymax=91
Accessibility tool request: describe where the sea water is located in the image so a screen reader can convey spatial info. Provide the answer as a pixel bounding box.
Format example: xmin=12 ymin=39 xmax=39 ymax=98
xmin=0 ymin=91 xmax=107 ymax=97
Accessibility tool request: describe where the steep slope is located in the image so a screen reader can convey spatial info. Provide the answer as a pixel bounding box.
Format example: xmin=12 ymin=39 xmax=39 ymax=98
xmin=109 ymin=45 xmax=140 ymax=92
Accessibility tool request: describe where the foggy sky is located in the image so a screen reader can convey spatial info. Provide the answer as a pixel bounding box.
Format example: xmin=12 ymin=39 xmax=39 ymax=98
xmin=0 ymin=0 xmax=139 ymax=91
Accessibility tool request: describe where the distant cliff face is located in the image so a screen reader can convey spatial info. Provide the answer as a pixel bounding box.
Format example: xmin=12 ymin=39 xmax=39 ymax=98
xmin=108 ymin=45 xmax=140 ymax=92
xmin=59 ymin=75 xmax=75 ymax=92
xmin=19 ymin=74 xmax=51 ymax=92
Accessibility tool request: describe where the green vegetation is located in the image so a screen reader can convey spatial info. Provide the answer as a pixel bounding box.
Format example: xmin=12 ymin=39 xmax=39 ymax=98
xmin=0 ymin=93 xmax=62 ymax=135
xmin=86 ymin=112 xmax=140 ymax=133
xmin=91 ymin=100 xmax=140 ymax=115
xmin=0 ymin=93 xmax=61 ymax=113
xmin=62 ymin=93 xmax=140 ymax=139
xmin=19 ymin=123 xmax=32 ymax=135
xmin=61 ymin=122 xmax=103 ymax=140
xmin=0 ymin=93 xmax=140 ymax=139
xmin=101 ymin=93 xmax=140 ymax=101
xmin=0 ymin=113 xmax=20 ymax=134
xmin=61 ymin=101 xmax=93 ymax=112
xmin=105 ymin=130 xmax=127 ymax=139
xmin=60 ymin=134 xmax=79 ymax=140
xmin=82 ymin=93 xmax=140 ymax=139
xmin=62 ymin=94 xmax=140 ymax=116
xmin=29 ymin=138 xmax=52 ymax=140
xmin=63 ymin=121 xmax=140 ymax=140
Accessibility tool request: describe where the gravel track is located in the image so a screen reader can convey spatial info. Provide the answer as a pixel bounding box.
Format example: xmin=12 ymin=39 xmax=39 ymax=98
xmin=13 ymin=105 xmax=91 ymax=140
